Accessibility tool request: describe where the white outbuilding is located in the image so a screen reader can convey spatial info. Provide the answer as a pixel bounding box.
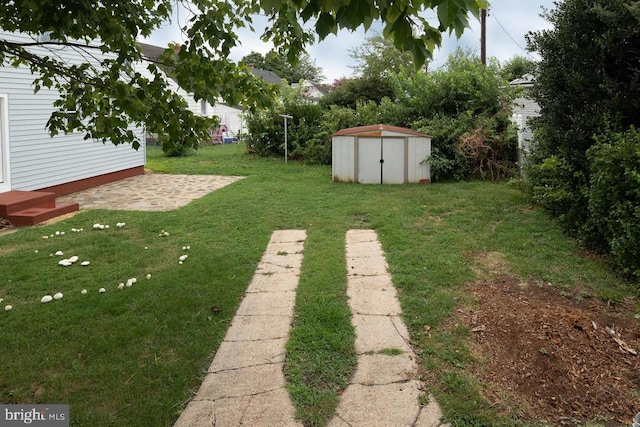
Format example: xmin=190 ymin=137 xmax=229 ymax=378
xmin=332 ymin=124 xmax=431 ymax=184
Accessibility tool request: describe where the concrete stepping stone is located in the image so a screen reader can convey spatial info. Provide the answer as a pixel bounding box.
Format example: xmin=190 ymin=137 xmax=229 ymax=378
xmin=329 ymin=229 xmax=450 ymax=427
xmin=174 ymin=230 xmax=306 ymax=427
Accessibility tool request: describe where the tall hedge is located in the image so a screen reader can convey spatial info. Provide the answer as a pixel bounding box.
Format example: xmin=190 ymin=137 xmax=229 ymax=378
xmin=526 ymin=0 xmax=640 ymax=232
xmin=586 ymin=128 xmax=640 ymax=278
xmin=526 ymin=0 xmax=640 ymax=279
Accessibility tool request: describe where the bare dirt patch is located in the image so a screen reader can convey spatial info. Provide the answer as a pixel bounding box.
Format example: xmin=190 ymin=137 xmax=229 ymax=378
xmin=457 ymin=254 xmax=640 ymax=425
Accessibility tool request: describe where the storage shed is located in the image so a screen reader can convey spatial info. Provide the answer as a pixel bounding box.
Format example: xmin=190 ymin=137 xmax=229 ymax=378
xmin=332 ymin=124 xmax=431 ymax=184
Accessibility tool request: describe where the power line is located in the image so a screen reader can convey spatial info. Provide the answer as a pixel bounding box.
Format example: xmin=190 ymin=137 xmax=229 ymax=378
xmin=489 ymin=11 xmax=537 ymax=60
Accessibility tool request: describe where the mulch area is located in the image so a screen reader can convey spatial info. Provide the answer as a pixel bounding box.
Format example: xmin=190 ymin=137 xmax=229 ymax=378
xmin=455 ymin=253 xmax=640 ymax=426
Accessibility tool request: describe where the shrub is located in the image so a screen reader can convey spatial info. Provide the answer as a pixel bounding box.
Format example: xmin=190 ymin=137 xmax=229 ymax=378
xmin=585 ymin=128 xmax=640 ymax=279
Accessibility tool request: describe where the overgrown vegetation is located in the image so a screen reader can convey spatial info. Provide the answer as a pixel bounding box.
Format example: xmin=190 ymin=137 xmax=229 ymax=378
xmin=246 ymin=49 xmax=520 ymax=180
xmin=525 ymin=0 xmax=640 ymax=280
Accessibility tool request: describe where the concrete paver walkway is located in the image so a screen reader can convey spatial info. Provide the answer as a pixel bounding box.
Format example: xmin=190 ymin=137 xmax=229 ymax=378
xmin=174 ymin=230 xmax=306 ymax=427
xmin=175 ymin=228 xmax=449 ymax=427
xmin=57 ymin=174 xmax=243 ymax=211
xmin=328 ymin=230 xmax=449 ymax=427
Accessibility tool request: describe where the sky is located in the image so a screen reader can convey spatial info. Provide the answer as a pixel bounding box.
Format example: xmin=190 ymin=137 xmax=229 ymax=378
xmin=141 ymin=0 xmax=557 ymax=83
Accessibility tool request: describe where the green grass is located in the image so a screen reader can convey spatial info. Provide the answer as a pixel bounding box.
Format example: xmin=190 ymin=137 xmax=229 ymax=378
xmin=0 ymin=144 xmax=636 ymax=426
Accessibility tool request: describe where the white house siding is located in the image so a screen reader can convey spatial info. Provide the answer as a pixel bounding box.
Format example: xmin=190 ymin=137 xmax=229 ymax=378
xmin=0 ymin=31 xmax=145 ymax=192
xmin=210 ymin=103 xmax=244 ymax=136
xmin=512 ymin=96 xmax=540 ymax=171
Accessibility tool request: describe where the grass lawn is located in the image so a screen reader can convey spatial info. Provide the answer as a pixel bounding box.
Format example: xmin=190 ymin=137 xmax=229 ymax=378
xmin=0 ymin=144 xmax=637 ymax=426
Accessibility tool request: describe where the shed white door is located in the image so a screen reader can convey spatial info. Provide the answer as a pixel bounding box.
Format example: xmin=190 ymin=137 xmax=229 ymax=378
xmin=357 ymin=137 xmax=405 ymax=184
xmin=382 ymin=139 xmax=404 ymax=184
xmin=357 ymin=137 xmax=383 ymax=184
xmin=0 ymin=94 xmax=9 ymax=193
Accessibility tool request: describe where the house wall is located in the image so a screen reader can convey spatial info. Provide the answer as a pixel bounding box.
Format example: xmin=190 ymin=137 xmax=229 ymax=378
xmin=512 ymin=96 xmax=541 ymax=170
xmin=210 ymin=104 xmax=244 ymax=136
xmin=0 ymin=31 xmax=145 ymax=193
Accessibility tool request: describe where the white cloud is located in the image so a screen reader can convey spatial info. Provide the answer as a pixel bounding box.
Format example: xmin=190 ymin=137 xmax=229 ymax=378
xmin=141 ymin=1 xmax=556 ymax=83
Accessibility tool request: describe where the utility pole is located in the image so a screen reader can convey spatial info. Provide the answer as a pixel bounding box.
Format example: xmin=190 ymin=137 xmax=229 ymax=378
xmin=279 ymin=114 xmax=293 ymax=163
xmin=480 ymin=8 xmax=487 ymax=66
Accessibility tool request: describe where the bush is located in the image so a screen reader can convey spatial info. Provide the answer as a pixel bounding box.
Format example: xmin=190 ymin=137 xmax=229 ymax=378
xmin=245 ymin=86 xmax=324 ymax=160
xmin=415 ymin=111 xmax=517 ymax=182
xmin=585 ymin=128 xmax=640 ymax=279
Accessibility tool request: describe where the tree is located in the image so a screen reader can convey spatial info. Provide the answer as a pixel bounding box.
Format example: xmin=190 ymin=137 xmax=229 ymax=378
xmin=500 ymin=55 xmax=537 ymax=82
xmin=319 ymin=76 xmax=395 ymax=109
xmin=525 ymin=0 xmax=640 ymax=234
xmin=0 ymin=0 xmax=487 ymax=155
xmin=241 ymin=50 xmax=325 ymax=83
xmin=350 ymin=34 xmax=423 ymax=79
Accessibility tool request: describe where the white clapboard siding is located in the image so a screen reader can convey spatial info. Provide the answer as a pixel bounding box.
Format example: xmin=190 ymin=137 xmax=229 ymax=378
xmin=512 ymin=96 xmax=541 ymax=154
xmin=0 ymin=31 xmax=145 ymax=191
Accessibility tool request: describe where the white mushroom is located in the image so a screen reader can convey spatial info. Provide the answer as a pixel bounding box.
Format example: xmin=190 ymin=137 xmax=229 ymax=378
xmin=179 ymin=254 xmax=188 ymax=261
xmin=53 ymin=292 xmax=63 ymax=300
xmin=131 ymin=278 xmax=137 ymax=284
xmin=125 ymin=280 xmax=133 ymax=287
xmin=104 ymin=225 xmax=110 ymax=229
xmin=55 ymin=250 xmax=64 ymax=256
xmin=80 ymin=261 xmax=90 ymax=266
xmin=93 ymin=223 xmax=101 ymax=229
xmin=146 ymin=274 xmax=151 ymax=280
xmin=41 ymin=295 xmax=53 ymax=303
xmin=4 ymin=305 xmax=12 ymax=311
xmin=98 ymin=288 xmax=106 ymax=293
xmin=34 ymin=250 xmax=38 ymax=254
xmin=55 ymin=231 xmax=60 ymax=236
xmin=69 ymin=256 xmax=79 ymax=263
xmin=117 ymin=283 xmax=125 ymax=290
xmin=81 ymin=289 xmax=87 ymax=295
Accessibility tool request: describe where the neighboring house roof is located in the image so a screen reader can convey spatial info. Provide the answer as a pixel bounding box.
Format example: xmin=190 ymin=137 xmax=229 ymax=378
xmin=509 ymin=73 xmax=535 ymax=87
xmin=292 ymin=79 xmax=329 ymax=101
xmin=137 ymin=42 xmax=284 ymax=88
xmin=138 ymin=42 xmax=169 ymax=63
xmin=249 ymin=67 xmax=285 ymax=86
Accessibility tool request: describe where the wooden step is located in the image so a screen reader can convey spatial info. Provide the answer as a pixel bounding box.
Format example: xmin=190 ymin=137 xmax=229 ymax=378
xmin=6 ymin=202 xmax=80 ymax=226
xmin=0 ymin=190 xmax=57 ymax=217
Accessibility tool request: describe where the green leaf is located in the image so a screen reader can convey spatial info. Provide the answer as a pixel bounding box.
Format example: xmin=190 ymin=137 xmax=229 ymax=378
xmin=315 ymin=12 xmax=336 ymax=39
